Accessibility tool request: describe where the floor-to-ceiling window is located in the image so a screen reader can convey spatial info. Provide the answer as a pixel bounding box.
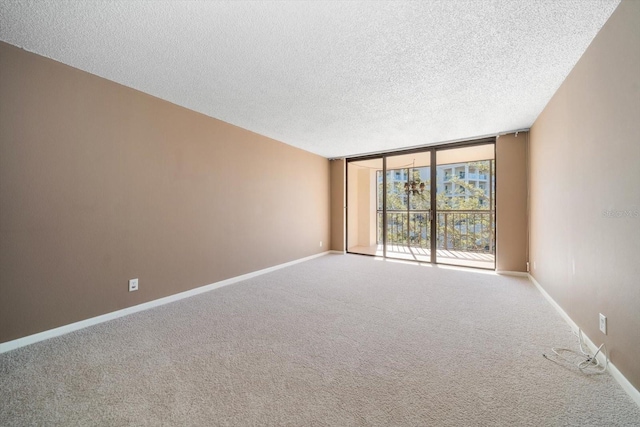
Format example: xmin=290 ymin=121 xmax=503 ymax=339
xmin=346 ymin=139 xmax=495 ymax=269
xmin=346 ymin=157 xmax=383 ymax=256
xmin=434 ymin=143 xmax=495 ymax=269
xmin=382 ymin=151 xmax=432 ymax=262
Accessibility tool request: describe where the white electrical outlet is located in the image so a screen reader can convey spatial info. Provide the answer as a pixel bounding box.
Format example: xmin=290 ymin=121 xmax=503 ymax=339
xmin=599 ymin=313 xmax=607 ymax=334
xmin=319 ymin=241 xmax=323 ymax=247
xmin=129 ymin=278 xmax=139 ymax=292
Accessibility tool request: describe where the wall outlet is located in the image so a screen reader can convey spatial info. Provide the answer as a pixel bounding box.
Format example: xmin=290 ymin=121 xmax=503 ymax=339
xmin=319 ymin=241 xmax=323 ymax=247
xmin=128 ymin=278 xmax=139 ymax=292
xmin=599 ymin=313 xmax=607 ymax=334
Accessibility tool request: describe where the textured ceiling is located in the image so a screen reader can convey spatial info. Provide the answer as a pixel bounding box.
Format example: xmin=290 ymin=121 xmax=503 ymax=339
xmin=0 ymin=1 xmax=620 ymax=158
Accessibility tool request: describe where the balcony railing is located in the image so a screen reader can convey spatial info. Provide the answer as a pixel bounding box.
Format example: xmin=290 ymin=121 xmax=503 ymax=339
xmin=377 ymin=210 xmax=494 ymax=253
xmin=443 ymin=173 xmax=488 ymax=182
xmin=377 ymin=210 xmax=432 ymax=248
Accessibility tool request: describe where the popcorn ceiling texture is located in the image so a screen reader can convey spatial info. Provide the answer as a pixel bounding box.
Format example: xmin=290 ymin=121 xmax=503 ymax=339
xmin=0 ymin=1 xmax=620 ymax=157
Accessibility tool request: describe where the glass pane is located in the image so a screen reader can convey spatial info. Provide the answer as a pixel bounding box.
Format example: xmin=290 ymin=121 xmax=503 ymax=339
xmin=347 ymin=158 xmax=383 ymax=256
xmin=435 ymin=144 xmax=495 ymax=269
xmin=384 ymin=152 xmax=431 ymax=262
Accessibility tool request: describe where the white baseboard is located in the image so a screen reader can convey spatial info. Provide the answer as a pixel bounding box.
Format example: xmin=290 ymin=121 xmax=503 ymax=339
xmin=528 ymin=274 xmax=640 ymax=408
xmin=496 ymin=270 xmax=529 ymax=277
xmin=0 ymin=251 xmax=332 ymax=354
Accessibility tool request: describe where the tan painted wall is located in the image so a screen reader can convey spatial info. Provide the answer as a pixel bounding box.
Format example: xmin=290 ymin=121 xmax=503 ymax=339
xmin=330 ymin=159 xmax=345 ymax=252
xmin=346 ymin=163 xmax=359 ymax=250
xmin=529 ymin=0 xmax=640 ymax=389
xmin=0 ymin=42 xmax=330 ymax=343
xmin=356 ymin=168 xmax=376 ymax=247
xmin=346 ymin=165 xmax=378 ymax=249
xmin=496 ymin=133 xmax=528 ymax=272
xmin=357 ymin=168 xmax=369 ymax=246
xmin=367 ymin=169 xmax=377 ymax=245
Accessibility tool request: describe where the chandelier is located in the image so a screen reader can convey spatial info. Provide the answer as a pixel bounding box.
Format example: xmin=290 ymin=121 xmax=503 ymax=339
xmin=404 ymin=160 xmax=425 ymax=196
xmin=404 ymin=180 xmax=425 ymax=196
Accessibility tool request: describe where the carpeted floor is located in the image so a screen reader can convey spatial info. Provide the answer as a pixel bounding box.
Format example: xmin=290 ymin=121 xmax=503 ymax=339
xmin=1 ymin=254 xmax=639 ymax=426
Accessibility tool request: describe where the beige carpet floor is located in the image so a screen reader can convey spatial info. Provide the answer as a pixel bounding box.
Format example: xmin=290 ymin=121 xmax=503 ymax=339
xmin=1 ymin=254 xmax=639 ymax=426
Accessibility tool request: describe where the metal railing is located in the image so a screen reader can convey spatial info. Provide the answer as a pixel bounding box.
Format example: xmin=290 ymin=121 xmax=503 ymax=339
xmin=377 ymin=210 xmax=494 ymax=253
xmin=378 ymin=210 xmax=431 ymax=248
xmin=443 ymin=173 xmax=488 ymax=182
xmin=437 ymin=210 xmax=494 ymax=253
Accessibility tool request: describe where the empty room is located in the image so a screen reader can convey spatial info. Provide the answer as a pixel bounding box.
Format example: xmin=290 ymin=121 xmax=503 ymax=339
xmin=1 ymin=1 xmax=639 ymax=425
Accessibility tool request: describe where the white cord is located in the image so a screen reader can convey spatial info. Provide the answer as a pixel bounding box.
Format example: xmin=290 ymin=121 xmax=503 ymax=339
xmin=543 ymin=329 xmax=608 ymax=373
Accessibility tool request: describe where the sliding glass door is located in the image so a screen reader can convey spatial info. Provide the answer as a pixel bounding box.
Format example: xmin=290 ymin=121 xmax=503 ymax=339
xmin=435 ymin=144 xmax=495 ymax=269
xmin=346 ymin=140 xmax=495 ymax=269
xmin=346 ymin=157 xmax=383 ymax=256
xmin=384 ymin=152 xmax=431 ymax=262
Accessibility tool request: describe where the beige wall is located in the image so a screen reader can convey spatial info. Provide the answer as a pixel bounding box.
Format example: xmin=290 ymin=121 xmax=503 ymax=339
xmin=346 ymin=163 xmax=359 ymax=250
xmin=330 ymin=159 xmax=345 ymax=252
xmin=496 ymin=133 xmax=528 ymax=272
xmin=357 ymin=168 xmax=369 ymax=246
xmin=0 ymin=41 xmax=330 ymax=343
xmin=346 ymin=164 xmax=378 ymax=249
xmin=529 ymin=0 xmax=640 ymax=389
xmin=357 ymin=168 xmax=377 ymax=247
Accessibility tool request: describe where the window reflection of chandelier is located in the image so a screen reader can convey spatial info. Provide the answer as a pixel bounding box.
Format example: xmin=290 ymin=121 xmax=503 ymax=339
xmin=404 ymin=180 xmax=425 ymax=195
xmin=404 ymin=160 xmax=425 ymax=196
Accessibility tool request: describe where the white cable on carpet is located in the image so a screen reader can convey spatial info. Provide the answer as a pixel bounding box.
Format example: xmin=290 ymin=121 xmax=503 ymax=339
xmin=543 ymin=329 xmax=608 ymax=373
